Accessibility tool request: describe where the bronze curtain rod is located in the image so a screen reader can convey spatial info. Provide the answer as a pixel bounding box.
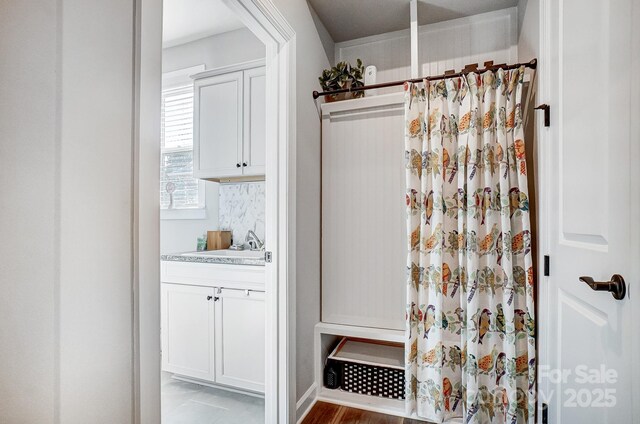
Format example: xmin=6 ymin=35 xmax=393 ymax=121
xmin=312 ymin=58 xmax=537 ymax=100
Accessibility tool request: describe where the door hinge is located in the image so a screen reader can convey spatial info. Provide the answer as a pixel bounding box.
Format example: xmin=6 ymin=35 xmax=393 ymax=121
xmin=535 ymin=104 xmax=550 ymax=127
xmin=544 ymin=255 xmax=550 ymax=276
xmin=265 ymin=251 xmax=272 ymax=263
xmin=542 ymin=403 xmax=548 ymax=424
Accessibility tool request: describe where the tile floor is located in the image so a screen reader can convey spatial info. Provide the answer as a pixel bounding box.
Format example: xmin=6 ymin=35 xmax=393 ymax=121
xmin=162 ymin=372 xmax=264 ymax=424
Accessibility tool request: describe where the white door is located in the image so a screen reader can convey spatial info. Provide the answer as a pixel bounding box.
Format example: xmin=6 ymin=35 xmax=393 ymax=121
xmin=194 ymin=71 xmax=243 ymax=179
xmin=243 ymin=67 xmax=266 ymax=176
xmin=543 ymin=0 xmax=638 ymax=421
xmin=214 ymin=288 xmax=265 ymax=393
xmin=161 ymin=283 xmax=216 ymax=381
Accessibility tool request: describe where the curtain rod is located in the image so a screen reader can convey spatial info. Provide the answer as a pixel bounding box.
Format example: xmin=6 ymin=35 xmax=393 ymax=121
xmin=312 ymin=58 xmax=537 ymax=100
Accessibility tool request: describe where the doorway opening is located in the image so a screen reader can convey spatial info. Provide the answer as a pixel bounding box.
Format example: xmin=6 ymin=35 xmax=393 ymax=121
xmin=142 ymin=0 xmax=296 ymax=422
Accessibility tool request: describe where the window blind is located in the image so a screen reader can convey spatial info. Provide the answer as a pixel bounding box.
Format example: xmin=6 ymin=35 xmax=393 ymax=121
xmin=160 ymin=84 xmax=201 ymax=209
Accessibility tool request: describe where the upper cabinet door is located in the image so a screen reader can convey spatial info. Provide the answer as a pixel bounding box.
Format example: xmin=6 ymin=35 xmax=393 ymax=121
xmin=242 ymin=67 xmax=266 ymax=176
xmin=193 ymin=71 xmax=243 ymax=179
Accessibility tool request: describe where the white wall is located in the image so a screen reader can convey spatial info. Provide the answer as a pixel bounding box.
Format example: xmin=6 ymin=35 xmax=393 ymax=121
xmin=0 ymin=1 xmax=57 ymax=422
xmin=336 ymin=8 xmax=518 ymax=94
xmin=517 ymin=0 xmax=539 ymax=62
xmin=59 ymin=0 xmax=136 ymax=420
xmin=163 ymin=27 xmax=265 ymax=72
xmin=1 ymin=0 xmax=140 ymax=422
xmin=160 ymin=29 xmax=265 ymax=254
xmin=160 ymin=183 xmax=219 ymax=254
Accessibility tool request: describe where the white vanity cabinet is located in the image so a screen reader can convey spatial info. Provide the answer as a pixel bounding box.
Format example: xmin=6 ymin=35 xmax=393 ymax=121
xmin=192 ymin=60 xmax=265 ymax=180
xmin=215 ymin=288 xmax=265 ymax=392
xmin=161 ymin=283 xmax=216 ymax=382
xmin=160 ymin=261 xmax=265 ymax=394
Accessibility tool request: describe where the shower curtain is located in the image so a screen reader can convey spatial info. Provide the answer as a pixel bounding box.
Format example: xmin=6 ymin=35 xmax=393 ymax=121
xmin=404 ymin=67 xmax=535 ymax=424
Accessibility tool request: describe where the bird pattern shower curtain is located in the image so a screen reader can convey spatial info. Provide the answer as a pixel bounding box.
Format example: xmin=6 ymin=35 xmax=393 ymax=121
xmin=404 ymin=67 xmax=535 ymax=424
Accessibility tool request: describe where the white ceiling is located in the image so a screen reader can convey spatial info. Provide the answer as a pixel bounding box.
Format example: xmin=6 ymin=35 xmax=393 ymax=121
xmin=307 ymin=0 xmax=520 ymax=42
xmin=163 ymin=0 xmax=246 ymax=48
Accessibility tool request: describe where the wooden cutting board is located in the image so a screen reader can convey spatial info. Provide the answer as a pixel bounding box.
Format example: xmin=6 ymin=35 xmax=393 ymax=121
xmin=206 ymin=231 xmax=232 ymax=251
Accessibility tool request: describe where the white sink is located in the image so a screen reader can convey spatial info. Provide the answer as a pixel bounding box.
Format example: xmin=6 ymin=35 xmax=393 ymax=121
xmin=183 ymin=249 xmax=264 ymax=259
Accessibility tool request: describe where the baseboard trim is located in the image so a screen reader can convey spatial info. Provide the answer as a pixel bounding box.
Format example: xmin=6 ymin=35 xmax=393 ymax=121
xmin=295 ymin=382 xmax=318 ymax=423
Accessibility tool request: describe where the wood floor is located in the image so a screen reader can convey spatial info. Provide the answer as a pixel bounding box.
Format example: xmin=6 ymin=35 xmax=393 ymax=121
xmin=301 ymin=402 xmax=427 ymax=424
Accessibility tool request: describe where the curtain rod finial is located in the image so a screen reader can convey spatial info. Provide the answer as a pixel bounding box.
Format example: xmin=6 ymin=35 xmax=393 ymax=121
xmin=313 ymin=90 xmax=320 ymax=100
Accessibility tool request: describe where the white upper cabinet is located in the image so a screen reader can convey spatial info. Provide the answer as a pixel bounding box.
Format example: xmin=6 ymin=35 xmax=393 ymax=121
xmin=192 ymin=61 xmax=266 ymax=180
xmin=242 ymin=67 xmax=266 ymax=176
xmin=194 ymin=71 xmax=244 ymax=179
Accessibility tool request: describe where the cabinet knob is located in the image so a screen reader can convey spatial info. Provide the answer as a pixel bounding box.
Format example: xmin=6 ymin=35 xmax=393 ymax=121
xmin=242 ymin=162 xmax=247 ymax=167
xmin=207 ymin=295 xmax=213 ymax=301
xmin=236 ymin=163 xmax=241 ymax=168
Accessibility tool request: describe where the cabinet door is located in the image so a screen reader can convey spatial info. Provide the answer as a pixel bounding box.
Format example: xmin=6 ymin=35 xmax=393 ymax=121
xmin=242 ymin=67 xmax=266 ymax=176
xmin=193 ymin=71 xmax=243 ymax=179
xmin=214 ymin=288 xmax=265 ymax=392
xmin=161 ymin=283 xmax=215 ymax=381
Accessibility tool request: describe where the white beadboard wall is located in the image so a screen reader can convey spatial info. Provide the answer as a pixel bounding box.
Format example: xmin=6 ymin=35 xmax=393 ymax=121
xmin=321 ymin=93 xmax=407 ymax=330
xmin=335 ymin=7 xmax=518 ymax=95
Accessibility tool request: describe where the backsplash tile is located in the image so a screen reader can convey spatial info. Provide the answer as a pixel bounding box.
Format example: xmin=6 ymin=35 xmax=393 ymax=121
xmin=218 ymin=182 xmax=265 ymax=247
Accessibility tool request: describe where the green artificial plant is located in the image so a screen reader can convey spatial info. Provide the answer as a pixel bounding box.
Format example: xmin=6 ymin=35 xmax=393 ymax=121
xmin=318 ymin=59 xmax=365 ymax=100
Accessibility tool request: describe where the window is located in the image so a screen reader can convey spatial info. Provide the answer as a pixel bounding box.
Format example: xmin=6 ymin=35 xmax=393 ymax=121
xmin=161 ymin=65 xmax=206 ymax=218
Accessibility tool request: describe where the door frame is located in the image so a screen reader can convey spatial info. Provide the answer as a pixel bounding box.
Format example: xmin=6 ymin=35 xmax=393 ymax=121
xmin=537 ymin=0 xmax=551 ymax=417
xmin=132 ymin=0 xmax=297 ymax=422
xmin=632 ymin=3 xmax=640 ymax=423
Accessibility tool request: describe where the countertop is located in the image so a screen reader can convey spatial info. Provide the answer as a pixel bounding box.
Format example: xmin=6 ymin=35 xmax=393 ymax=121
xmin=161 ymin=251 xmax=265 ymax=266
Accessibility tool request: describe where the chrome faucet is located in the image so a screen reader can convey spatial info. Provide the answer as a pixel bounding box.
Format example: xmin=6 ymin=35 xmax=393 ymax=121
xmin=245 ymin=230 xmax=264 ymax=251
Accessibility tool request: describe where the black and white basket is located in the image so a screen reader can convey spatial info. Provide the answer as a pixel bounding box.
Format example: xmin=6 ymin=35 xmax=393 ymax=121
xmin=326 ymin=338 xmax=405 ymax=400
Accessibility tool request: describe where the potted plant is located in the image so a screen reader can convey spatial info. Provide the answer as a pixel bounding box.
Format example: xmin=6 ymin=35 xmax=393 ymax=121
xmin=318 ymin=59 xmax=365 ymax=102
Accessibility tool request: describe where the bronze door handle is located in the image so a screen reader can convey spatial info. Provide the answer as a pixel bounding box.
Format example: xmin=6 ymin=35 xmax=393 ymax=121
xmin=579 ymin=274 xmax=626 ymax=300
